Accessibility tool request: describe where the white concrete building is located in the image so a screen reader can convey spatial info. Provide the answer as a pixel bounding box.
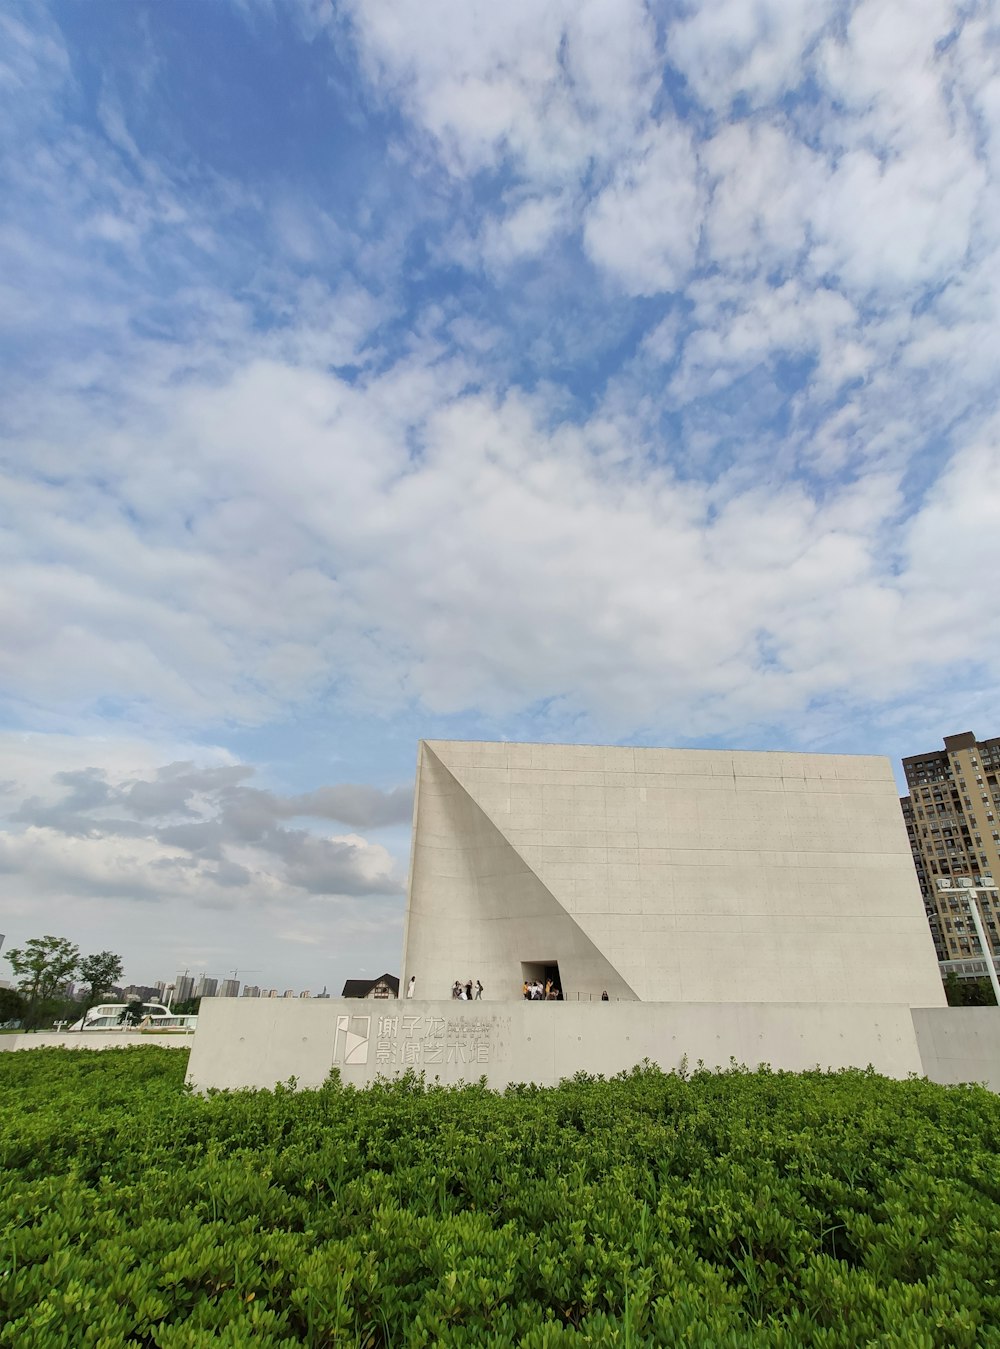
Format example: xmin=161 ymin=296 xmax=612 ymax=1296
xmin=402 ymin=741 xmax=945 ymax=1007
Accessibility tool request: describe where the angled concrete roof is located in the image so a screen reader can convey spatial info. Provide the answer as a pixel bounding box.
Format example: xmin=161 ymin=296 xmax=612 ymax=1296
xmin=340 ymin=974 xmax=399 ymax=999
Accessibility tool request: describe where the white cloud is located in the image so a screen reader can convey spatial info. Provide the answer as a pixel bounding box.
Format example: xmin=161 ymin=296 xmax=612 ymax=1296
xmin=810 ymin=144 xmax=985 ymax=297
xmin=899 ymin=430 xmax=1000 ymax=641
xmin=343 ymin=0 xmax=659 ymax=183
xmin=6 ymin=335 xmax=999 ymax=752
xmin=0 ymin=10 xmax=70 ymax=109
xmin=0 ymin=732 xmax=232 ymax=808
xmin=668 ymin=0 xmax=837 ymax=113
xmin=0 ymin=744 xmax=409 ymax=987
xmin=702 ymin=120 xmax=825 ymax=274
xmin=583 ymin=121 xmax=703 ymax=295
xmin=0 ymin=739 xmax=410 ymax=992
xmin=3 ymin=753 xmax=405 ymax=894
xmin=812 ymin=0 xmax=989 ymax=295
xmin=672 ymin=275 xmax=865 ymax=404
xmin=3 ymin=0 xmax=1000 ymax=978
xmin=480 ymin=193 xmax=570 ymax=267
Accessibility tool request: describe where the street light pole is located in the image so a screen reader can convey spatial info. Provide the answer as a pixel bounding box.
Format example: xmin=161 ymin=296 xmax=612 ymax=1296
xmin=966 ymin=890 xmax=1000 ymax=1006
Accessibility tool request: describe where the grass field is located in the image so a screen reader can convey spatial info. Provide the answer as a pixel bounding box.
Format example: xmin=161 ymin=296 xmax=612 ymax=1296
xmin=2 ymin=1047 xmax=999 ymax=1346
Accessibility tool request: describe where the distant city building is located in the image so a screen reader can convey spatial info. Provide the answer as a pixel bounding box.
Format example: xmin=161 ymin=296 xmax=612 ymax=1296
xmin=901 ymin=731 xmax=1000 ymax=982
xmin=300 ymin=990 xmax=311 ymax=999
xmin=219 ymin=979 xmax=240 ymax=998
xmin=242 ymin=985 xmax=261 ymax=998
xmin=174 ymin=974 xmax=194 ymax=1004
xmin=266 ymin=989 xmax=278 ymax=998
xmin=154 ymin=980 xmax=167 ymax=997
xmin=195 ymin=976 xmax=218 ymax=999
xmin=123 ymin=985 xmax=160 ymax=1003
xmin=282 ymin=989 xmax=295 ymax=998
xmin=315 ymin=987 xmax=330 ymax=999
xmin=341 ymin=974 xmax=400 ymax=999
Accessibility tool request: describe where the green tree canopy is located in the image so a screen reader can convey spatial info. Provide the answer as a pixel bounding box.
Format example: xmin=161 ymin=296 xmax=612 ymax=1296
xmin=0 ymin=986 xmax=25 ymax=1023
xmin=943 ymin=971 xmax=998 ymax=1006
xmin=118 ymin=999 xmax=145 ymax=1027
xmin=77 ymin=951 xmax=124 ymax=1027
xmin=5 ymin=936 xmax=79 ymax=1028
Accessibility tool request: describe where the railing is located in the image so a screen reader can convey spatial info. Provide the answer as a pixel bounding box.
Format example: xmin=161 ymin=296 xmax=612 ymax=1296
xmin=563 ymin=991 xmax=639 ymax=1002
xmin=139 ymin=1016 xmax=198 ymax=1032
xmin=940 ymin=956 xmax=1000 ymax=979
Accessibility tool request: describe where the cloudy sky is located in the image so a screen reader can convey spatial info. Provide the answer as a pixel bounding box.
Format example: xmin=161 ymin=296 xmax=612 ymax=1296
xmin=2 ymin=0 xmax=999 ymax=993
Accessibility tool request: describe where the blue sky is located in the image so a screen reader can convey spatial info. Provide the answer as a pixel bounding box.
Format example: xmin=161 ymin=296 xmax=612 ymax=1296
xmin=2 ymin=0 xmax=999 ymax=992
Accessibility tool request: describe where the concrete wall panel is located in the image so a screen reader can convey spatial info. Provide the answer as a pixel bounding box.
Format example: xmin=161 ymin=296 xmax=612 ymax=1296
xmin=0 ymin=1032 xmax=192 ymax=1052
xmin=911 ymin=1007 xmax=1000 ymax=1091
xmin=185 ymin=998 xmax=927 ymax=1093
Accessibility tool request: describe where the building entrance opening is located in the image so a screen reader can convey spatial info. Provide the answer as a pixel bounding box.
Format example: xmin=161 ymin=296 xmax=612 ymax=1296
xmin=521 ymin=960 xmax=562 ymax=999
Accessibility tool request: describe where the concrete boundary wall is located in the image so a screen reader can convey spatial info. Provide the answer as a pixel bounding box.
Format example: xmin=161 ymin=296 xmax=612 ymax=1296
xmin=184 ymin=998 xmax=929 ymax=1092
xmin=911 ymin=1007 xmax=1000 ymax=1091
xmin=8 ymin=1004 xmax=1000 ymax=1092
xmin=0 ymin=1031 xmax=193 ymax=1052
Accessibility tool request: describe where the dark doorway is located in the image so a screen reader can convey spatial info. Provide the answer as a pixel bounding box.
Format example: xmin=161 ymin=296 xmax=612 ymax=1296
xmin=521 ymin=960 xmax=562 ymax=997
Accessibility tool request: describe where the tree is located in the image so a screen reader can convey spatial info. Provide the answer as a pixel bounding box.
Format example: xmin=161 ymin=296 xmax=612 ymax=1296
xmin=943 ymin=972 xmax=997 ymax=1007
xmin=0 ymin=987 xmax=25 ymax=1025
xmin=118 ymin=1000 xmax=145 ymax=1027
xmin=76 ymin=951 xmax=124 ymax=1028
xmin=5 ymin=936 xmax=79 ymax=1028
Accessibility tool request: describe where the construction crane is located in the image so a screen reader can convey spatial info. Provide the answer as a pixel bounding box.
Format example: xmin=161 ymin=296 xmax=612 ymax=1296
xmin=227 ymin=967 xmax=261 ymax=993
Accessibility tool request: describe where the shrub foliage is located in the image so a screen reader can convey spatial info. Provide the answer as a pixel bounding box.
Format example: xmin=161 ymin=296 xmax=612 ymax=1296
xmin=2 ymin=1048 xmax=1000 ymax=1346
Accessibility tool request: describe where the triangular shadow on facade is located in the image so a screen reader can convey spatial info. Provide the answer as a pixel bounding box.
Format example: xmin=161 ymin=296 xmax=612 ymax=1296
xmin=413 ymin=744 xmax=637 ymax=1001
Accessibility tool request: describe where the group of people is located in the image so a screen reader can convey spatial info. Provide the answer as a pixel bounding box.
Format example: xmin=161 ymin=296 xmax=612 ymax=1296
xmin=436 ymin=978 xmax=609 ymax=1000
xmin=523 ymin=979 xmax=563 ymax=1000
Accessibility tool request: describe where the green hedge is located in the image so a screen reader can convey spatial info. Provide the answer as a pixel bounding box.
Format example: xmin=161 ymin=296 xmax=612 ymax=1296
xmin=2 ymin=1048 xmax=1000 ymax=1346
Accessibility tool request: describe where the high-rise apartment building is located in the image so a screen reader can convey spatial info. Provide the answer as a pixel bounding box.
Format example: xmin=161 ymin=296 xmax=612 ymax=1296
xmin=195 ymin=976 xmax=218 ymax=999
xmin=123 ymin=985 xmax=159 ymax=1003
xmin=901 ymin=731 xmax=1000 ymax=979
xmin=242 ymin=985 xmax=261 ymax=998
xmin=219 ymin=979 xmax=240 ymax=998
xmin=174 ymin=974 xmax=195 ymax=1004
